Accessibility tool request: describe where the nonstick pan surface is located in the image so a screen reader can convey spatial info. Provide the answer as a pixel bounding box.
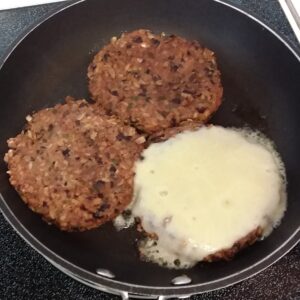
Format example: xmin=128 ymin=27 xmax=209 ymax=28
xmin=0 ymin=0 xmax=299 ymax=298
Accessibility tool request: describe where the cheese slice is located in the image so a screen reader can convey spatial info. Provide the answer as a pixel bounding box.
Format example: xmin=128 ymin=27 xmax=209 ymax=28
xmin=132 ymin=126 xmax=287 ymax=268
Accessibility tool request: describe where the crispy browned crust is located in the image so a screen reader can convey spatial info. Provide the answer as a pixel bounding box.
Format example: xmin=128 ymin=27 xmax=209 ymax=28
xmin=136 ymin=223 xmax=262 ymax=264
xmin=88 ymin=29 xmax=223 ymax=134
xmin=147 ymin=121 xmax=203 ymax=145
xmin=4 ymin=98 xmax=144 ymax=231
xmin=204 ymin=227 xmax=263 ymax=262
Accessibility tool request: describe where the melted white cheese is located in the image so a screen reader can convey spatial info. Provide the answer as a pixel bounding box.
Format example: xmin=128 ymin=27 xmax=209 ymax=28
xmin=132 ymin=126 xmax=287 ymax=268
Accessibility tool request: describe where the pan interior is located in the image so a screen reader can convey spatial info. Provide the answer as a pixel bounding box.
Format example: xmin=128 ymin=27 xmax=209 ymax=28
xmin=0 ymin=0 xmax=299 ymax=291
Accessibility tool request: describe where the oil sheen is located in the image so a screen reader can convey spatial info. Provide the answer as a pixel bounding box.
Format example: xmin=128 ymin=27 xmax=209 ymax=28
xmin=132 ymin=126 xmax=287 ymax=269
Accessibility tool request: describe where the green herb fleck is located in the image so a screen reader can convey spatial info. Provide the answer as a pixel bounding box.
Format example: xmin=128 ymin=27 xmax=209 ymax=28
xmin=111 ymin=159 xmax=118 ymax=165
xmin=131 ymin=96 xmax=139 ymax=101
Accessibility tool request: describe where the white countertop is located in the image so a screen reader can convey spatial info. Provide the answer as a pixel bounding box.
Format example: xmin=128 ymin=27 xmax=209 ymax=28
xmin=0 ymin=0 xmax=66 ymax=10
xmin=278 ymin=0 xmax=300 ymax=43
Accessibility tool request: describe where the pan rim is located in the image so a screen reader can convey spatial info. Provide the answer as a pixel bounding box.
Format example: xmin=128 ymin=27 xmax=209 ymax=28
xmin=0 ymin=0 xmax=299 ymax=297
xmin=1 ymin=193 xmax=299 ymax=296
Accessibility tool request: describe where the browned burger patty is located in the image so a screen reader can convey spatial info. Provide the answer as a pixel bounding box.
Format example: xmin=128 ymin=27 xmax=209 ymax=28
xmin=147 ymin=122 xmax=203 ymax=144
xmin=4 ymin=98 xmax=144 ymax=231
xmin=88 ymin=29 xmax=223 ymax=134
xmin=204 ymin=227 xmax=262 ymax=262
xmin=143 ymin=122 xmax=263 ymax=263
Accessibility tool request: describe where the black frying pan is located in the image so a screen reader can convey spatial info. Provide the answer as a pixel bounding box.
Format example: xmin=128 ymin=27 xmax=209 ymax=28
xmin=0 ymin=0 xmax=299 ymax=298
